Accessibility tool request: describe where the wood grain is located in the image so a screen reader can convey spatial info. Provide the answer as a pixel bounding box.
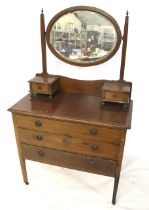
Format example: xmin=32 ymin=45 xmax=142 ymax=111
xmin=19 ymin=128 xmax=119 ymax=160
xmin=21 ymin=143 xmax=116 ymax=177
xmin=9 ymin=91 xmax=132 ymax=129
xmin=16 ymin=114 xmax=122 ymax=140
xmin=8 ymin=75 xmax=133 ymax=204
xmin=12 ymin=114 xmax=28 ymax=184
xmin=104 ymin=91 xmax=129 ymax=102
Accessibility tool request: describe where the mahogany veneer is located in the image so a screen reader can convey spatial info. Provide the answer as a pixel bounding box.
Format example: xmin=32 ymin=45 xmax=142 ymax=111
xmin=29 ymin=76 xmax=59 ymax=97
xmin=101 ymin=80 xmax=132 ymax=105
xmin=8 ymin=77 xmax=133 ymax=205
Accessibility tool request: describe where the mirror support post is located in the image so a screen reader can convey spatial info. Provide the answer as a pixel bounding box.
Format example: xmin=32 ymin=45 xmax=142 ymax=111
xmin=40 ymin=8 xmax=48 ymax=76
xmin=119 ymin=11 xmax=129 ymax=80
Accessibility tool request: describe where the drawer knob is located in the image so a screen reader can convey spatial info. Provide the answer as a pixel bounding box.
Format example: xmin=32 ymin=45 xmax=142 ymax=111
xmin=35 ymin=120 xmax=42 ymax=127
xmin=37 ymin=86 xmax=42 ymax=90
xmin=36 ymin=135 xmax=43 ymax=141
xmin=62 ymin=137 xmax=70 ymax=145
xmin=91 ymin=144 xmax=98 ymax=150
xmin=89 ymin=158 xmax=96 ymax=166
xmin=90 ymin=128 xmax=97 ymax=135
xmin=38 ymin=150 xmax=44 ymax=157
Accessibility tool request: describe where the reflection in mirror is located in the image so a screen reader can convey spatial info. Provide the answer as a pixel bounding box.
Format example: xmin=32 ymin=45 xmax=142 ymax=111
xmin=49 ymin=10 xmax=118 ymax=64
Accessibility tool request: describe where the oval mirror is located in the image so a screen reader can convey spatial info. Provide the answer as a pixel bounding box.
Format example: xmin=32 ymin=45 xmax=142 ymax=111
xmin=46 ymin=6 xmax=122 ymax=67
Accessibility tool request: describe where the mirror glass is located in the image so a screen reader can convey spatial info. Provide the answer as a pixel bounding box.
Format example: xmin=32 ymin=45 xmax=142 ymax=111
xmin=47 ymin=8 xmax=121 ymax=66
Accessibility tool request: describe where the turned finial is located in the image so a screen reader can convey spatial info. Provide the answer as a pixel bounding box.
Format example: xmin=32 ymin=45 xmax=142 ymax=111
xmin=126 ymin=10 xmax=129 ymax=16
xmin=41 ymin=8 xmax=43 ymax=14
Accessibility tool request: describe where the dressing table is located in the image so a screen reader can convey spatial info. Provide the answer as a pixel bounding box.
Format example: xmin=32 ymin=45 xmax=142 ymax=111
xmin=9 ymin=6 xmax=133 ymax=204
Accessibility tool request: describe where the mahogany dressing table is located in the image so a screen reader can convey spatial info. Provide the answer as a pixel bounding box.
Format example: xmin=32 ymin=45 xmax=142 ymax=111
xmin=9 ymin=6 xmax=133 ymax=204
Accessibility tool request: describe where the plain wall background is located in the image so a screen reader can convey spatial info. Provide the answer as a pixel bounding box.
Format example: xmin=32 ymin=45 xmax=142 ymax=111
xmin=0 ymin=1 xmax=149 ymax=210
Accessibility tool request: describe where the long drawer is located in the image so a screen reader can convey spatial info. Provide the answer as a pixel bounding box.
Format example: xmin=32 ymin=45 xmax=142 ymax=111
xmin=19 ymin=128 xmax=119 ymax=160
xmin=15 ymin=114 xmax=122 ymax=143
xmin=21 ymin=143 xmax=116 ymax=177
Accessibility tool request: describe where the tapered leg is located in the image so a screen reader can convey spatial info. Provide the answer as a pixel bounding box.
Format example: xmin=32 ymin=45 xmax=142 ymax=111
xmin=112 ymin=176 xmax=120 ymax=205
xmin=12 ymin=113 xmax=29 ymax=185
xmin=19 ymin=157 xmax=29 ymax=185
xmin=112 ymin=130 xmax=127 ymax=204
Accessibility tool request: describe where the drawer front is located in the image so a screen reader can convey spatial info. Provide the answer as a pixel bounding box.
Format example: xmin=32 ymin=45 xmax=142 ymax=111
xmin=19 ymin=128 xmax=119 ymax=160
xmin=15 ymin=115 xmax=122 ymax=144
xmin=31 ymin=83 xmax=49 ymax=93
xmin=21 ymin=144 xmax=116 ymax=177
xmin=104 ymin=91 xmax=129 ymax=102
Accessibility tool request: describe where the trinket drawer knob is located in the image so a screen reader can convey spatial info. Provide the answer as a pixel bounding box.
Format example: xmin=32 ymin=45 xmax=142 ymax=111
xmin=37 ymin=86 xmax=42 ymax=90
xmin=112 ymin=94 xmax=117 ymax=99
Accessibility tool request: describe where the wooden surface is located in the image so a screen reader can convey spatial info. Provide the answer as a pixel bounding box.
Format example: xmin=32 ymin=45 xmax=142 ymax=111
xmin=9 ymin=76 xmax=133 ymax=204
xmin=101 ymin=80 xmax=131 ymax=93
xmin=58 ymin=77 xmax=106 ymax=96
xmin=9 ymin=93 xmax=132 ymax=129
xmin=40 ymin=9 xmax=47 ymax=75
xmin=15 ymin=114 xmax=122 ymax=140
xmin=120 ymin=11 xmax=129 ymax=80
xmin=19 ymin=128 xmax=119 ymax=160
xmin=101 ymin=80 xmax=132 ymax=104
xmin=21 ymin=144 xmax=116 ymax=177
xmin=12 ymin=113 xmax=29 ymax=184
xmin=29 ymin=76 xmax=59 ymax=95
xmin=31 ymin=83 xmax=49 ymax=93
xmin=29 ymin=76 xmax=58 ymax=84
xmin=104 ymin=91 xmax=129 ymax=103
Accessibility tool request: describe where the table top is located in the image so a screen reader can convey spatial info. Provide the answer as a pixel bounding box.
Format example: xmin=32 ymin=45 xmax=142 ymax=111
xmin=9 ymin=93 xmax=133 ymax=129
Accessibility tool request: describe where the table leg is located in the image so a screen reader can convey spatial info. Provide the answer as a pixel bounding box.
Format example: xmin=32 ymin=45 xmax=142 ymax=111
xmin=12 ymin=114 xmax=29 ymax=185
xmin=20 ymin=158 xmax=29 ymax=185
xmin=112 ymin=176 xmax=120 ymax=205
xmin=112 ymin=130 xmax=126 ymax=204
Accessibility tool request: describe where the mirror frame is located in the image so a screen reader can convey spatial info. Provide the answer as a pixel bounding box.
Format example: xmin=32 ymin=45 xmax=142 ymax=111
xmin=46 ymin=6 xmax=122 ymax=67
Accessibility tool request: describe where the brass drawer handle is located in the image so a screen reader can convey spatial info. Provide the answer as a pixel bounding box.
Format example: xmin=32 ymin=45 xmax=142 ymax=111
xmin=36 ymin=135 xmax=43 ymax=141
xmin=38 ymin=150 xmax=44 ymax=157
xmin=35 ymin=120 xmax=42 ymax=127
xmin=91 ymin=144 xmax=98 ymax=150
xmin=90 ymin=128 xmax=97 ymax=135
